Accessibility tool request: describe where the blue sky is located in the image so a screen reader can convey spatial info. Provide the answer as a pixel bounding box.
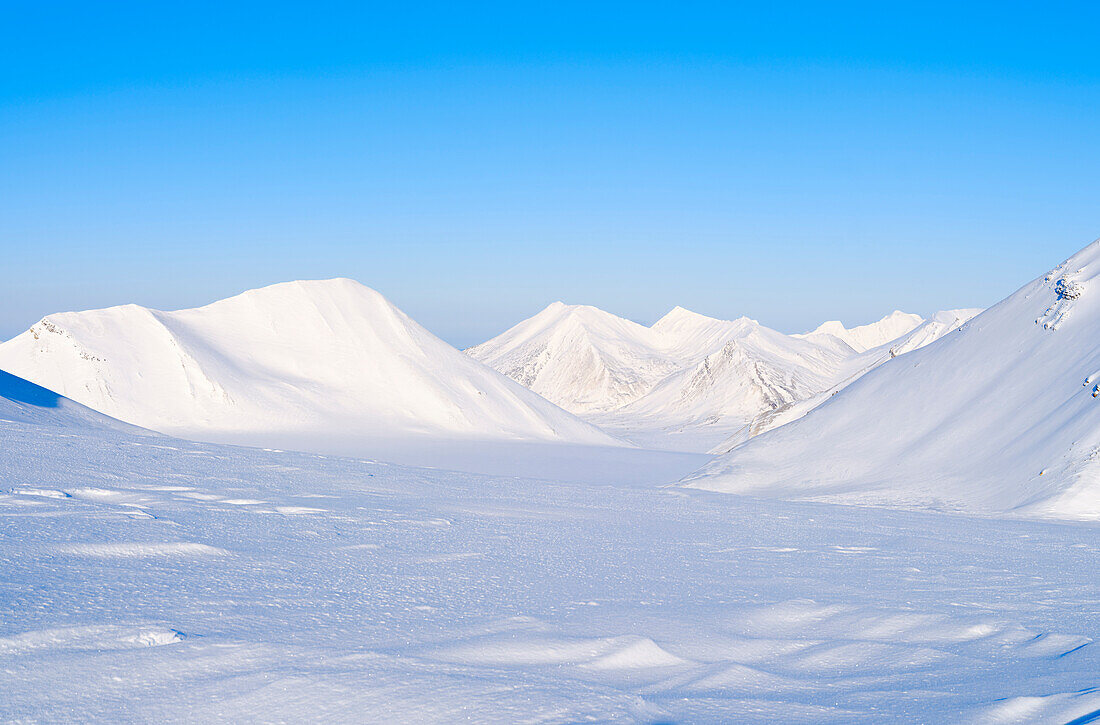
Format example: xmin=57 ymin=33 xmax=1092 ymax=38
xmin=2 ymin=2 xmax=1098 ymax=347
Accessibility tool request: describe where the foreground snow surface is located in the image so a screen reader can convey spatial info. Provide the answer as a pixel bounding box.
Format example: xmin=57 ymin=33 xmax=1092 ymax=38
xmin=3 ymin=420 xmax=1100 ymax=723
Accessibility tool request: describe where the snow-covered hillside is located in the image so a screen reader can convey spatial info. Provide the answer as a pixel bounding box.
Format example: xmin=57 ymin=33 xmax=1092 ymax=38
xmin=685 ymin=240 xmax=1100 ymax=519
xmin=887 ymin=308 xmax=984 ymax=357
xmin=0 ymin=280 xmax=620 ymax=458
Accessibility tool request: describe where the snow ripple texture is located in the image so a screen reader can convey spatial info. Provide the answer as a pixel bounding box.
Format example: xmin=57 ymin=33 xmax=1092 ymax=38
xmin=2 ymin=372 xmax=1099 ymax=723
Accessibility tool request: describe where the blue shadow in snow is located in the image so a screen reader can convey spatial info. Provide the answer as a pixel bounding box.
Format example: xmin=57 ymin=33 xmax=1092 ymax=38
xmin=0 ymin=368 xmax=62 ymax=408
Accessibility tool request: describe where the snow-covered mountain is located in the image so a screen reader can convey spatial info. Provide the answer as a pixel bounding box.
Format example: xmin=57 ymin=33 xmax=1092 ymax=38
xmin=0 ymin=280 xmax=620 ymax=453
xmin=684 ymin=239 xmax=1100 ymax=519
xmin=649 ymin=306 xmax=762 ymax=361
xmin=599 ymin=319 xmax=861 ymax=448
xmin=470 ymin=303 xmax=821 ymax=449
xmin=466 ymin=302 xmax=787 ymax=417
xmin=465 ymin=302 xmax=680 ymax=413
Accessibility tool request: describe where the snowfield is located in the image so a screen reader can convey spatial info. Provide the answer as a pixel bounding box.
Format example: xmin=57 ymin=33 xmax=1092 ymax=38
xmin=3 ymin=371 xmax=1100 ymax=723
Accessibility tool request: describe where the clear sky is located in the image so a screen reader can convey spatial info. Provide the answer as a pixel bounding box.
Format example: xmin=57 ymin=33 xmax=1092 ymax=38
xmin=2 ymin=2 xmax=1098 ymax=347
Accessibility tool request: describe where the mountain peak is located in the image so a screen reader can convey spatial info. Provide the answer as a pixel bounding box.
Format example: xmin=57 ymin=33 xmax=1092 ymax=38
xmin=653 ymin=306 xmax=715 ymax=328
xmin=533 ymin=301 xmax=619 ymax=320
xmin=235 ymin=277 xmax=385 ymax=302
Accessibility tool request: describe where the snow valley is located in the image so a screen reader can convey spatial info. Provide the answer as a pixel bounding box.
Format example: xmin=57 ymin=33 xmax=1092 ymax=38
xmin=0 ymin=280 xmax=707 ymax=481
xmin=3 ymin=318 xmax=1100 ymax=723
xmin=6 ymin=240 xmax=1100 ymax=723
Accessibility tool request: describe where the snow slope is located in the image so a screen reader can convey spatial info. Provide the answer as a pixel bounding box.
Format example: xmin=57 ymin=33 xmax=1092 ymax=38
xmin=3 ymin=390 xmax=1100 ymax=723
xmin=0 ymin=367 xmax=98 ymax=429
xmin=887 ymin=307 xmax=984 ymax=356
xmin=0 ymin=280 xmax=620 ymax=457
xmin=712 ymin=307 xmax=983 ymax=453
xmin=0 ymin=367 xmax=143 ymax=434
xmin=685 ymin=239 xmax=1100 ymax=519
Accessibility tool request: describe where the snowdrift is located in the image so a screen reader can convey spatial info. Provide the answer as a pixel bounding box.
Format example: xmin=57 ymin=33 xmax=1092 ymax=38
xmin=0 ymin=280 xmax=619 ymax=451
xmin=684 ymin=239 xmax=1100 ymax=519
xmin=0 ymin=368 xmax=141 ymax=433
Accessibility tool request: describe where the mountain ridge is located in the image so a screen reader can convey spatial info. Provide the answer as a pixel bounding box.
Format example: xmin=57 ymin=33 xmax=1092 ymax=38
xmin=472 ymin=301 xmax=975 ymax=451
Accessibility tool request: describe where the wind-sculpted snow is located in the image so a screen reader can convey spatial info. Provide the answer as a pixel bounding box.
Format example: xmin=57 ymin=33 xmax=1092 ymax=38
xmin=0 ymin=280 xmax=620 ymax=464
xmin=2 ymin=404 xmax=1100 ymax=722
xmin=687 ymin=239 xmax=1100 ymax=520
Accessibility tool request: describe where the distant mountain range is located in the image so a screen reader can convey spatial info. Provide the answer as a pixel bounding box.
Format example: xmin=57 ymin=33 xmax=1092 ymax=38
xmin=470 ymin=300 xmax=978 ymax=451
